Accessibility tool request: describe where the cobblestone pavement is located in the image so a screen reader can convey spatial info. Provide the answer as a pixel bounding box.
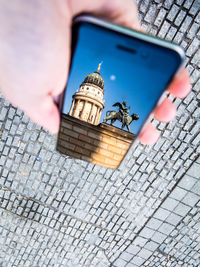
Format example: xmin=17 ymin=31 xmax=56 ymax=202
xmin=0 ymin=0 xmax=200 ymax=266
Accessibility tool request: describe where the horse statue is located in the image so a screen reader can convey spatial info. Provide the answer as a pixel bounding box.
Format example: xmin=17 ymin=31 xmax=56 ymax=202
xmin=103 ymin=102 xmax=139 ymax=132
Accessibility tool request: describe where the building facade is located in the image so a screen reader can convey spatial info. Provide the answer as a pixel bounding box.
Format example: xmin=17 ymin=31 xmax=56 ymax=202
xmin=68 ymin=64 xmax=105 ymax=125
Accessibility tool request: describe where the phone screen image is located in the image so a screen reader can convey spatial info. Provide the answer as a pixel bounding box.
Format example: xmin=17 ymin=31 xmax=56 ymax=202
xmin=57 ymin=18 xmax=184 ymax=168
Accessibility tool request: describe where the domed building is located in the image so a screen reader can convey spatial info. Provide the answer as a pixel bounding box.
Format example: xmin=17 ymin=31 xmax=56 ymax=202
xmin=68 ymin=63 xmax=105 ymax=125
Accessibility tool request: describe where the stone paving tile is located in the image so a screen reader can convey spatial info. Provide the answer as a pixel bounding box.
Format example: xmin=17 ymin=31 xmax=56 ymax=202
xmin=0 ymin=0 xmax=200 ymax=266
xmin=136 ymin=166 xmax=200 ymax=266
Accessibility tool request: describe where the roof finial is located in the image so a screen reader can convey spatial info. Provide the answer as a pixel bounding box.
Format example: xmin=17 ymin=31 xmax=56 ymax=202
xmin=97 ymin=61 xmax=103 ymax=72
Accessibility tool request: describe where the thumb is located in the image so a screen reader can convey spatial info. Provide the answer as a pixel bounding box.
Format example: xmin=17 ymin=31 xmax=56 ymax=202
xmin=25 ymin=95 xmax=60 ymax=134
xmin=69 ymin=0 xmax=141 ymax=30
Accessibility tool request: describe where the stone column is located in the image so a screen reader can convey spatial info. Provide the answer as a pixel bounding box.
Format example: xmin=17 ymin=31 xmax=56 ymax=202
xmin=96 ymin=107 xmax=102 ymax=125
xmin=89 ymin=104 xmax=95 ymax=124
xmin=74 ymin=99 xmax=80 ymax=117
xmin=69 ymin=98 xmax=75 ymax=115
xmin=94 ymin=106 xmax=100 ymax=125
xmin=81 ymin=101 xmax=87 ymax=120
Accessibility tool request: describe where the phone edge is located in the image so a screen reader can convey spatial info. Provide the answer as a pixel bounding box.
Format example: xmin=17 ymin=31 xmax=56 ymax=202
xmin=73 ymin=15 xmax=186 ymax=74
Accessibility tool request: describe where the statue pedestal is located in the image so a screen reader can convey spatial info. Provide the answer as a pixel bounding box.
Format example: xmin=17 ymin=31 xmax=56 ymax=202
xmin=57 ymin=114 xmax=135 ymax=169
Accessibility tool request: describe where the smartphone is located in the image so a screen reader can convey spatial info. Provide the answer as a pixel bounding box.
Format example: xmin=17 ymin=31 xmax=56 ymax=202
xmin=56 ymin=15 xmax=185 ymax=169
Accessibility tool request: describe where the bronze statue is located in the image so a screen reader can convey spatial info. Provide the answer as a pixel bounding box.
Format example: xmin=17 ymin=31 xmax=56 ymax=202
xmin=117 ymin=101 xmax=130 ymax=125
xmin=103 ymin=101 xmax=139 ymax=132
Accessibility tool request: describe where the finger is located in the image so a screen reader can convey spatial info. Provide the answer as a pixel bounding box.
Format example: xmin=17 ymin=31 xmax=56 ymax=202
xmin=25 ymin=95 xmax=60 ymax=134
xmin=168 ymin=68 xmax=191 ymax=98
xmin=154 ymin=97 xmax=177 ymax=122
xmin=69 ymin=0 xmax=141 ymax=30
xmin=138 ymin=122 xmax=160 ymax=145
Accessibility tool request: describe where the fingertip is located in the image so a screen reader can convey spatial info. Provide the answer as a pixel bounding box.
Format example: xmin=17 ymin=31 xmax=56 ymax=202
xmin=154 ymin=98 xmax=177 ymax=122
xmin=169 ymin=68 xmax=191 ymax=98
xmin=138 ymin=122 xmax=160 ymax=145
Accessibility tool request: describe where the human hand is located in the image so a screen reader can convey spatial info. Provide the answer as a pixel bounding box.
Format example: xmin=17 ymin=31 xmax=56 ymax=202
xmin=0 ymin=0 xmax=191 ymax=145
xmin=139 ymin=68 xmax=191 ymax=144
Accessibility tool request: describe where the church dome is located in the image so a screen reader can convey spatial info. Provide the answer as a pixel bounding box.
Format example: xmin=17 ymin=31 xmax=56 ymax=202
xmin=81 ymin=63 xmax=104 ymax=90
xmin=82 ymin=71 xmax=104 ymax=90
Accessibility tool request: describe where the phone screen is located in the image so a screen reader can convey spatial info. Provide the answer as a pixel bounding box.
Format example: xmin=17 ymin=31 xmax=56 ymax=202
xmin=57 ymin=19 xmax=183 ymax=168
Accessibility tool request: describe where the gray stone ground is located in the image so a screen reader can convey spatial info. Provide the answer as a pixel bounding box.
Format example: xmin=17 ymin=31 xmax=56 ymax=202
xmin=0 ymin=0 xmax=200 ymax=266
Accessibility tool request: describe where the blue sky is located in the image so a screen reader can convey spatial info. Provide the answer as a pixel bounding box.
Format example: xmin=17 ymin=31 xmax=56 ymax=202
xmin=62 ymin=22 xmax=179 ymax=134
